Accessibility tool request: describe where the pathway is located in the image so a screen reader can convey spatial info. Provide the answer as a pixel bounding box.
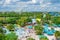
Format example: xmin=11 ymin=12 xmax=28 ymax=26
xmin=44 ymin=34 xmax=56 ymax=40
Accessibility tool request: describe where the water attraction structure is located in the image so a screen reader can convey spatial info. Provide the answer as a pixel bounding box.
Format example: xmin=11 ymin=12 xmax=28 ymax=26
xmin=0 ymin=12 xmax=60 ymax=40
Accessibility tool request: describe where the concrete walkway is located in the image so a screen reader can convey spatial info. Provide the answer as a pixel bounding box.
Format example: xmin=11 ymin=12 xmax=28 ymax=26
xmin=18 ymin=26 xmax=60 ymax=40
xmin=18 ymin=29 xmax=39 ymax=40
xmin=44 ymin=34 xmax=56 ymax=40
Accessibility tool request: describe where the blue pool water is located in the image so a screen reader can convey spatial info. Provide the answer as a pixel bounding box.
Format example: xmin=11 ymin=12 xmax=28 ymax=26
xmin=27 ymin=25 xmax=33 ymax=29
xmin=43 ymin=23 xmax=56 ymax=35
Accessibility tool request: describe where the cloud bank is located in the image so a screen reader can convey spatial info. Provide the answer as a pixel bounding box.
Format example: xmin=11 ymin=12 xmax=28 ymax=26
xmin=0 ymin=0 xmax=60 ymax=12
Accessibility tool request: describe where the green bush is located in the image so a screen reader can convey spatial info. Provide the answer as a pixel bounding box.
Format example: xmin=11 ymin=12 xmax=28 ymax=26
xmin=5 ymin=32 xmax=18 ymax=40
xmin=27 ymin=37 xmax=35 ymax=40
xmin=6 ymin=24 xmax=15 ymax=31
xmin=0 ymin=33 xmax=5 ymax=40
xmin=40 ymin=38 xmax=48 ymax=40
xmin=40 ymin=36 xmax=48 ymax=40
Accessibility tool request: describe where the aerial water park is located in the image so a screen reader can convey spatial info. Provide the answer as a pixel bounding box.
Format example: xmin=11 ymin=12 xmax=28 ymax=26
xmin=0 ymin=12 xmax=60 ymax=40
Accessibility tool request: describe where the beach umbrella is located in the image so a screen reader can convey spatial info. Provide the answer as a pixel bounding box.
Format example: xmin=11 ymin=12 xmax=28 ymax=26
xmin=36 ymin=18 xmax=41 ymax=22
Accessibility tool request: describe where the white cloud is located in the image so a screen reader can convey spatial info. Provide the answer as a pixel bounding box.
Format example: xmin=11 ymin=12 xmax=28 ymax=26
xmin=32 ymin=0 xmax=36 ymax=3
xmin=0 ymin=0 xmax=60 ymax=12
xmin=3 ymin=0 xmax=11 ymax=6
xmin=12 ymin=0 xmax=19 ymax=2
xmin=4 ymin=0 xmax=11 ymax=4
xmin=54 ymin=7 xmax=57 ymax=9
xmin=39 ymin=0 xmax=43 ymax=4
xmin=47 ymin=2 xmax=52 ymax=5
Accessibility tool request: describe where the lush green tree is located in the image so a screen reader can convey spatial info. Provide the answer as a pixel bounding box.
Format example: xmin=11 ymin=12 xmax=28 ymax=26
xmin=6 ymin=24 xmax=15 ymax=31
xmin=53 ymin=17 xmax=60 ymax=25
xmin=0 ymin=33 xmax=5 ymax=40
xmin=43 ymin=13 xmax=52 ymax=24
xmin=0 ymin=27 xmax=4 ymax=34
xmin=34 ymin=25 xmax=44 ymax=35
xmin=55 ymin=31 xmax=60 ymax=40
xmin=0 ymin=17 xmax=18 ymax=24
xmin=0 ymin=27 xmax=5 ymax=40
xmin=5 ymin=32 xmax=18 ymax=40
xmin=55 ymin=31 xmax=60 ymax=37
xmin=5 ymin=17 xmax=18 ymax=24
xmin=0 ymin=23 xmax=3 ymax=26
xmin=26 ymin=18 xmax=32 ymax=23
xmin=16 ymin=17 xmax=27 ymax=27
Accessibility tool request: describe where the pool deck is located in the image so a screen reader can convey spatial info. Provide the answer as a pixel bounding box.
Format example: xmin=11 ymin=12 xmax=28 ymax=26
xmin=18 ymin=26 xmax=60 ymax=40
xmin=44 ymin=34 xmax=56 ymax=40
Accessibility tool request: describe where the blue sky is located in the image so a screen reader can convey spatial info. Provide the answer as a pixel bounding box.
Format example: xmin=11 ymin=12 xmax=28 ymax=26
xmin=0 ymin=0 xmax=60 ymax=12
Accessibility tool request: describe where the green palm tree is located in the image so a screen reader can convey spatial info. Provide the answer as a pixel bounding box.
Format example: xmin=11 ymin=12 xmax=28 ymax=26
xmin=55 ymin=31 xmax=60 ymax=39
xmin=6 ymin=24 xmax=15 ymax=31
xmin=34 ymin=25 xmax=44 ymax=35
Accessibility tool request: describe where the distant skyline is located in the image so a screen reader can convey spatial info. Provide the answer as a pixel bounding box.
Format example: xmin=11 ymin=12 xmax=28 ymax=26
xmin=0 ymin=0 xmax=60 ymax=12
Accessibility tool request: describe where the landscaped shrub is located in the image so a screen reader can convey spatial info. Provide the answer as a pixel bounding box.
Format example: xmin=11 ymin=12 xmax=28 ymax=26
xmin=27 ymin=37 xmax=35 ymax=40
xmin=40 ymin=36 xmax=48 ymax=40
xmin=40 ymin=37 xmax=48 ymax=40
